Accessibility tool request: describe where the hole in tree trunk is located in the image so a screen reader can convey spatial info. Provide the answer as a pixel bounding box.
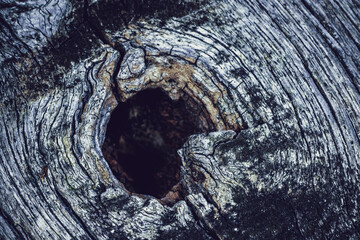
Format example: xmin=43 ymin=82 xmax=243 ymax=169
xmin=102 ymin=88 xmax=212 ymax=200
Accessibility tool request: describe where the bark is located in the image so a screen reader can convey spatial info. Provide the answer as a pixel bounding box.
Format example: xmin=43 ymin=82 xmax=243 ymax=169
xmin=1 ymin=0 xmax=360 ymax=239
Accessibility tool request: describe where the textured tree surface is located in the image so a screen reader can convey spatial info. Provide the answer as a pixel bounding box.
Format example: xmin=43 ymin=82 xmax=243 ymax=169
xmin=1 ymin=0 xmax=360 ymax=239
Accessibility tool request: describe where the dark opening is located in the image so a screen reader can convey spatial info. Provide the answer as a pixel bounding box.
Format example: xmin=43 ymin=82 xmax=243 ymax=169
xmin=102 ymin=88 xmax=212 ymax=199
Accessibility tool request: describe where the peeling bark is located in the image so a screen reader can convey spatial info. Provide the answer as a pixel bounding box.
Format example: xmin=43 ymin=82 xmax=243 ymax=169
xmin=1 ymin=0 xmax=360 ymax=239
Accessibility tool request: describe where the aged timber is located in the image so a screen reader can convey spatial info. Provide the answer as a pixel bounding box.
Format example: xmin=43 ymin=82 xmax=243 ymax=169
xmin=1 ymin=0 xmax=360 ymax=239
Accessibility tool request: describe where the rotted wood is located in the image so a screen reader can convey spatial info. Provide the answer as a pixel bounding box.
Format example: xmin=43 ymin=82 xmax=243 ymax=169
xmin=1 ymin=0 xmax=360 ymax=239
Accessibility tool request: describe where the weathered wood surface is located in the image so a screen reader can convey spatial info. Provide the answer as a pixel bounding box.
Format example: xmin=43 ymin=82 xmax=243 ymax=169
xmin=1 ymin=0 xmax=360 ymax=239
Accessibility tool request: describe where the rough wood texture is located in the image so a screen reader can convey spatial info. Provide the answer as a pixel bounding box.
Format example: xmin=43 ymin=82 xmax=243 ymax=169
xmin=1 ymin=0 xmax=360 ymax=239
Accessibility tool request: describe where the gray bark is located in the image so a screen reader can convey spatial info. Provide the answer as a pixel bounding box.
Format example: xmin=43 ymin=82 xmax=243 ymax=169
xmin=1 ymin=0 xmax=360 ymax=239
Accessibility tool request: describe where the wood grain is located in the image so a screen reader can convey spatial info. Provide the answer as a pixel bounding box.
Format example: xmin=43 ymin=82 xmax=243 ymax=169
xmin=1 ymin=0 xmax=360 ymax=239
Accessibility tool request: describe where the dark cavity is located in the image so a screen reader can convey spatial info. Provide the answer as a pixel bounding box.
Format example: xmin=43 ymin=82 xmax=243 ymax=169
xmin=102 ymin=88 xmax=212 ymax=200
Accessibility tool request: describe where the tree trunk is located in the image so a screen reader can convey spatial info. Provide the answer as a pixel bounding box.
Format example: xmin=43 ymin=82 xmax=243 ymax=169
xmin=1 ymin=0 xmax=360 ymax=239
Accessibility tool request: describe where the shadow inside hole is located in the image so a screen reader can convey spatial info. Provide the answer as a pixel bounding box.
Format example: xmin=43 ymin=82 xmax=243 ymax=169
xmin=102 ymin=88 xmax=210 ymax=199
